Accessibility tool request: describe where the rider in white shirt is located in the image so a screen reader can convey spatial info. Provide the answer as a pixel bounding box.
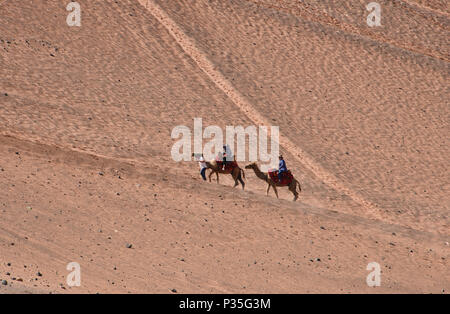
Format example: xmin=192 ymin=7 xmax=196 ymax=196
xmin=192 ymin=153 xmax=207 ymax=181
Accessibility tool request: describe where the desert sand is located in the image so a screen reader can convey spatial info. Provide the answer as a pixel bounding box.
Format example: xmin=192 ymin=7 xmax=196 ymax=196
xmin=0 ymin=0 xmax=448 ymax=293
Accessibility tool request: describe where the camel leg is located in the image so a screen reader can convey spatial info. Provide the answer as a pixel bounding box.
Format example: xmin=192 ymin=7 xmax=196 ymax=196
xmin=239 ymin=169 xmax=245 ymax=190
xmin=208 ymin=170 xmax=214 ymax=182
xmin=216 ymin=171 xmax=219 ymax=183
xmin=234 ymin=170 xmax=245 ymax=190
xmin=272 ymin=185 xmax=279 ymax=198
xmin=266 ymin=184 xmax=271 ymax=196
xmin=232 ymin=169 xmax=238 ymax=188
xmin=233 ymin=172 xmax=239 ymax=188
xmin=293 ymin=179 xmax=301 ymax=201
xmin=238 ymin=174 xmax=245 ymax=190
xmin=289 ymin=183 xmax=298 ymax=201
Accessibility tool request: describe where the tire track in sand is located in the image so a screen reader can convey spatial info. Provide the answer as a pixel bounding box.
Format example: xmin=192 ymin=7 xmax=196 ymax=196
xmin=399 ymin=0 xmax=450 ymax=17
xmin=138 ymin=0 xmax=380 ymax=214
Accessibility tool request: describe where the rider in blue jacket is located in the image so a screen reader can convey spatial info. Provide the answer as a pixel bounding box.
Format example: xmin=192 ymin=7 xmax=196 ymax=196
xmin=278 ymin=154 xmax=287 ymax=182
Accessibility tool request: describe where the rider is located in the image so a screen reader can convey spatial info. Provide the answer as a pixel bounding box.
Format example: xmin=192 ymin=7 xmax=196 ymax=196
xmin=278 ymin=154 xmax=287 ymax=182
xmin=192 ymin=153 xmax=207 ymax=181
xmin=222 ymin=144 xmax=232 ymax=170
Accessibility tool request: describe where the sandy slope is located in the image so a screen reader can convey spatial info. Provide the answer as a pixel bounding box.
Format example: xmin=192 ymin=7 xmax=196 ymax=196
xmin=0 ymin=0 xmax=449 ymax=293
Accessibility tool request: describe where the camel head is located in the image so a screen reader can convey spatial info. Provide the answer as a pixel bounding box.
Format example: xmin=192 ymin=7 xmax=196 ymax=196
xmin=245 ymin=162 xmax=258 ymax=169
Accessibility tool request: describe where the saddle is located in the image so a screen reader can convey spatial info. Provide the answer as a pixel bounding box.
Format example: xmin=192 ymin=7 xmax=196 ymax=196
xmin=268 ymin=169 xmax=293 ymax=185
xmin=217 ymin=161 xmax=238 ymax=172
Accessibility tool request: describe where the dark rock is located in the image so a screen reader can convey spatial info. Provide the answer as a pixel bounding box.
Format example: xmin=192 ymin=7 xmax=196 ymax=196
xmin=1 ymin=280 xmax=7 ymax=285
xmin=126 ymin=243 xmax=132 ymax=249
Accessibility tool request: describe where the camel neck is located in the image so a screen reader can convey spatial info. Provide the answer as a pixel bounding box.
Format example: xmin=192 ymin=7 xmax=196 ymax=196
xmin=252 ymin=165 xmax=268 ymax=181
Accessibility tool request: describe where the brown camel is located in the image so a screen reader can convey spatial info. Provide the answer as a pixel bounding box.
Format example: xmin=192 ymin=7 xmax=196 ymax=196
xmin=245 ymin=162 xmax=301 ymax=201
xmin=205 ymin=160 xmax=245 ymax=190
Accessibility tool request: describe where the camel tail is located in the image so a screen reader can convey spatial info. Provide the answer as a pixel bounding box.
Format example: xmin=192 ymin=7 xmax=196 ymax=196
xmin=241 ymin=168 xmax=246 ymax=180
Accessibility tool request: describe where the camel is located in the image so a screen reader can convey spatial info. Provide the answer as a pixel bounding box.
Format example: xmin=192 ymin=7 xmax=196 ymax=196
xmin=205 ymin=160 xmax=245 ymax=190
xmin=245 ymin=162 xmax=301 ymax=201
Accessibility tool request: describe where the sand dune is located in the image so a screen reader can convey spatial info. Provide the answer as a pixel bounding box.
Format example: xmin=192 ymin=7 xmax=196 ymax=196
xmin=0 ymin=0 xmax=448 ymax=293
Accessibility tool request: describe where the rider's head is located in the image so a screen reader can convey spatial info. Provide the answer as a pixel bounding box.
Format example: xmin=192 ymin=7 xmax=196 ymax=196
xmin=279 ymin=154 xmax=283 ymax=160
